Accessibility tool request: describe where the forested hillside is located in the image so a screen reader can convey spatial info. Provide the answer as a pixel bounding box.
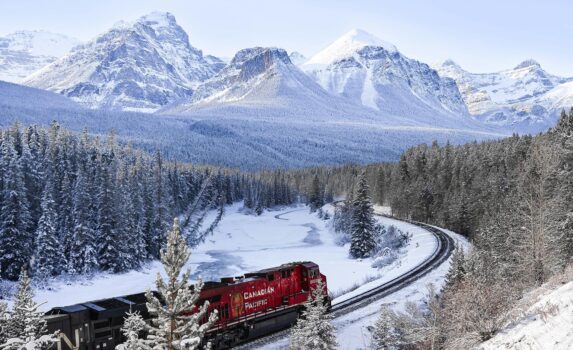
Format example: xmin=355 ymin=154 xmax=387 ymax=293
xmin=287 ymin=107 xmax=573 ymax=348
xmin=0 ymin=123 xmax=296 ymax=282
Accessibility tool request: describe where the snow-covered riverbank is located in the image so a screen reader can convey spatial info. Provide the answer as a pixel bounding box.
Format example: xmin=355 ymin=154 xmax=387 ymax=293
xmin=24 ymin=203 xmax=439 ymax=312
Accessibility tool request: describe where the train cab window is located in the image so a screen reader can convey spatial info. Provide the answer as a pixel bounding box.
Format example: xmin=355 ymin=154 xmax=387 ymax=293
xmin=281 ymin=269 xmax=292 ymax=278
xmin=267 ymin=274 xmax=274 ymax=281
xmin=302 ymin=270 xmax=308 ymax=277
xmin=210 ymin=295 xmax=221 ymax=303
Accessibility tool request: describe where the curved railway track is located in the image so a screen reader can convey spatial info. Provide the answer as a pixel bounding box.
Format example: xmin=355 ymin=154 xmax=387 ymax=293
xmin=235 ymin=213 xmax=455 ymax=349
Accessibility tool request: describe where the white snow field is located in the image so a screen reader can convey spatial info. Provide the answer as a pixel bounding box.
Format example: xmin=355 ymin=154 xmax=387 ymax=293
xmin=252 ymin=219 xmax=469 ymax=350
xmin=480 ymin=276 xmax=573 ymax=350
xmin=28 ymin=203 xmax=452 ymax=316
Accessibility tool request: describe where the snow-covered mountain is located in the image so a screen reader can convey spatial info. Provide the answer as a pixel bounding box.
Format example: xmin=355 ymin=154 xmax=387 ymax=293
xmin=23 ymin=12 xmax=223 ymax=112
xmin=435 ymin=59 xmax=573 ymax=132
xmin=161 ymin=46 xmax=417 ymax=124
xmin=301 ymin=29 xmax=470 ymax=126
xmin=0 ymin=30 xmax=80 ymax=83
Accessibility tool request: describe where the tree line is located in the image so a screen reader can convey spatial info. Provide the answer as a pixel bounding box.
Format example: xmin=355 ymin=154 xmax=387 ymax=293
xmin=287 ymin=108 xmax=573 ymax=348
xmin=0 ymin=122 xmax=298 ymax=283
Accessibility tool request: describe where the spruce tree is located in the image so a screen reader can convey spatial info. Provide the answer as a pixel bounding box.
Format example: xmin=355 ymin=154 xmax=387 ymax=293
xmin=371 ymin=306 xmax=401 ymax=350
xmin=0 ymin=140 xmax=32 ymax=280
xmin=142 ymin=218 xmax=217 ymax=349
xmin=2 ymin=269 xmax=56 ymax=349
xmin=443 ymin=245 xmax=465 ymax=292
xmin=117 ymin=311 xmax=150 ymax=350
xmin=289 ymin=279 xmax=337 ymax=350
xmin=349 ymin=172 xmax=377 ymax=258
xmin=309 ymin=175 xmax=324 ymax=213
xmin=69 ymin=170 xmax=98 ymax=275
xmin=0 ymin=302 xmax=8 ymax=345
xmin=97 ymin=157 xmax=122 ymax=272
xmin=32 ymin=183 xmax=63 ymax=281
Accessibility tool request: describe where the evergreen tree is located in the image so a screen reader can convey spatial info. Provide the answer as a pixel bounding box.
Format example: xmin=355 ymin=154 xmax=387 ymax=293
xmin=349 ymin=172 xmax=377 ymax=258
xmin=0 ymin=302 xmax=8 ymax=345
xmin=289 ymin=279 xmax=337 ymax=350
xmin=68 ymin=170 xmax=98 ymax=275
xmin=32 ymin=183 xmax=63 ymax=281
xmin=371 ymin=306 xmax=402 ymax=350
xmin=443 ymin=245 xmax=465 ymax=292
xmin=142 ymin=218 xmax=217 ymax=349
xmin=117 ymin=311 xmax=150 ymax=350
xmin=309 ymin=175 xmax=324 ymax=212
xmin=0 ymin=139 xmax=32 ymax=280
xmin=2 ymin=269 xmax=56 ymax=350
xmin=97 ymin=155 xmax=122 ymax=272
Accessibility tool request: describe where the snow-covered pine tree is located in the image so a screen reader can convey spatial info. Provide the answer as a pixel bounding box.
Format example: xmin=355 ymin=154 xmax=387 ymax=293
xmin=443 ymin=244 xmax=465 ymax=292
xmin=371 ymin=306 xmax=402 ymax=350
xmin=2 ymin=269 xmax=56 ymax=350
xmin=143 ymin=218 xmax=217 ymax=349
xmin=116 ymin=311 xmax=150 ymax=350
xmin=0 ymin=138 xmax=32 ymax=280
xmin=289 ymin=279 xmax=337 ymax=350
xmin=349 ymin=172 xmax=377 ymax=259
xmin=308 ymin=175 xmax=324 ymax=213
xmin=32 ymin=182 xmax=63 ymax=282
xmin=68 ymin=169 xmax=98 ymax=275
xmin=0 ymin=302 xmax=8 ymax=345
xmin=97 ymin=153 xmax=122 ymax=272
xmin=150 ymin=151 xmax=169 ymax=259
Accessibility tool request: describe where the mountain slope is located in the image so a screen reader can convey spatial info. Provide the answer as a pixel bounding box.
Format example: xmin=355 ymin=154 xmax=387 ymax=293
xmin=435 ymin=59 xmax=573 ymax=132
xmin=23 ymin=12 xmax=222 ymax=112
xmin=0 ymin=30 xmax=80 ymax=83
xmin=301 ymin=29 xmax=471 ymax=128
xmin=0 ymin=80 xmax=80 ymax=110
xmin=161 ymin=46 xmax=417 ymax=125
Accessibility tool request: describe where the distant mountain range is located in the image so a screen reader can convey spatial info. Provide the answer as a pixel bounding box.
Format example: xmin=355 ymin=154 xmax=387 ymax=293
xmin=434 ymin=59 xmax=573 ymax=132
xmin=1 ymin=12 xmax=569 ymax=134
xmin=0 ymin=30 xmax=81 ymax=83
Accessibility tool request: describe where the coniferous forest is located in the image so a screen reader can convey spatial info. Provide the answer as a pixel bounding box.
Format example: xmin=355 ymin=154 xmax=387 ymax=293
xmin=286 ymin=108 xmax=573 ymax=348
xmin=0 ymin=122 xmax=297 ymax=282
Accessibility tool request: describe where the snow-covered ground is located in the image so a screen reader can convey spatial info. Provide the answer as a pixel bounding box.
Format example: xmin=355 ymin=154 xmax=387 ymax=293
xmin=252 ymin=214 xmax=469 ymax=350
xmin=26 ymin=203 xmax=440 ymax=314
xmin=480 ymin=272 xmax=573 ymax=350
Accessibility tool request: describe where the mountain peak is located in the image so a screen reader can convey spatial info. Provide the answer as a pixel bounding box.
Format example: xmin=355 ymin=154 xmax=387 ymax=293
xmin=440 ymin=59 xmax=461 ymax=68
xmin=514 ymin=59 xmax=541 ymax=70
xmin=138 ymin=11 xmax=177 ymax=27
xmin=231 ymin=47 xmax=291 ymax=66
xmin=304 ymin=29 xmax=397 ymax=67
xmin=343 ymin=29 xmax=397 ymax=51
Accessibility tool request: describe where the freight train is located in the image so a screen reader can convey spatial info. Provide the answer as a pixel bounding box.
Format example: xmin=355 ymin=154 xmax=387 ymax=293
xmin=44 ymin=261 xmax=329 ymax=350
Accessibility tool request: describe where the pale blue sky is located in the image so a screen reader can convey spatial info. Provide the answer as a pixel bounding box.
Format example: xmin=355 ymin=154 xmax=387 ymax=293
xmin=1 ymin=0 xmax=571 ymax=75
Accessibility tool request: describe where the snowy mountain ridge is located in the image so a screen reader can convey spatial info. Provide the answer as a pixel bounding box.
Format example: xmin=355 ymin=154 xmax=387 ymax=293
xmin=434 ymin=59 xmax=573 ymax=132
xmin=304 ymin=29 xmax=397 ymax=69
xmin=23 ymin=12 xmax=223 ymax=112
xmin=0 ymin=30 xmax=81 ymax=83
xmin=160 ymin=46 xmax=416 ymax=124
xmin=301 ymin=29 xmax=471 ymax=128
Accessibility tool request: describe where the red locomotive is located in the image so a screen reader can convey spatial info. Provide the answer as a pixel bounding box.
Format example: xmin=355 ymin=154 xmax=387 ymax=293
xmin=45 ymin=261 xmax=329 ymax=350
xmin=201 ymin=261 xmax=329 ymax=347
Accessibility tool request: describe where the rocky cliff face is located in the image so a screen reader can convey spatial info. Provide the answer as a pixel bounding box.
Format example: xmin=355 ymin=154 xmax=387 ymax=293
xmin=435 ymin=59 xmax=573 ymax=131
xmin=23 ymin=12 xmax=223 ymax=112
xmin=302 ymin=29 xmax=470 ymax=126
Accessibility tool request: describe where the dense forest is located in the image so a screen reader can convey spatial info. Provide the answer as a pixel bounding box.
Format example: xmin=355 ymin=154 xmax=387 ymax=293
xmin=288 ymin=108 xmax=573 ymax=348
xmin=0 ymin=122 xmax=296 ymax=283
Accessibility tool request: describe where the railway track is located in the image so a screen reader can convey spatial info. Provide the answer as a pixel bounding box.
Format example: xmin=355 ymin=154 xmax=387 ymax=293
xmin=235 ymin=213 xmax=455 ymax=349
